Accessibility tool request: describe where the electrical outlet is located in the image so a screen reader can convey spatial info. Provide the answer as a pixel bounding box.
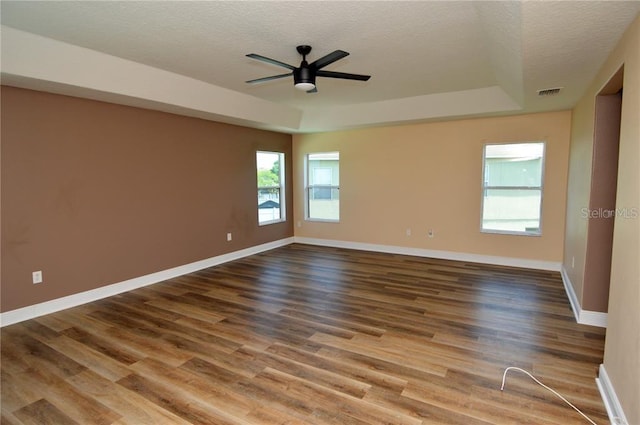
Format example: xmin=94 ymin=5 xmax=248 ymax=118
xmin=226 ymin=232 xmax=232 ymax=242
xmin=406 ymin=228 xmax=411 ymax=236
xmin=32 ymin=270 xmax=43 ymax=284
xmin=428 ymin=229 xmax=435 ymax=238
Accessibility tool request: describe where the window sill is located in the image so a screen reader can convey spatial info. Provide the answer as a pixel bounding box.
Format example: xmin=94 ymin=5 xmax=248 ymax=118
xmin=259 ymin=219 xmax=286 ymax=226
xmin=306 ymin=218 xmax=340 ymax=223
xmin=481 ymin=229 xmax=542 ymax=237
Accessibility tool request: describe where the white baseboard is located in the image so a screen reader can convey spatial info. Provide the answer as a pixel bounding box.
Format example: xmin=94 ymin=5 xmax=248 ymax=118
xmin=0 ymin=237 xmax=294 ymax=327
xmin=596 ymin=364 xmax=629 ymax=425
xmin=294 ymin=237 xmax=562 ymax=271
xmin=560 ymin=265 xmax=583 ymax=322
xmin=3 ymin=237 xmax=602 ymax=329
xmin=560 ymin=265 xmax=608 ymax=327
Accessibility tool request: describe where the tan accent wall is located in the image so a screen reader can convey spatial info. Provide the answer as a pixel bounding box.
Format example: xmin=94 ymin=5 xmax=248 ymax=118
xmin=1 ymin=86 xmax=293 ymax=313
xmin=583 ymin=94 xmax=621 ymax=312
xmin=293 ymin=111 xmax=571 ymax=263
xmin=564 ymin=14 xmax=640 ymax=425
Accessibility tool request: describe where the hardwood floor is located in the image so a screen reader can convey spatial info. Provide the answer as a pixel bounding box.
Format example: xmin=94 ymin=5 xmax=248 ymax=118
xmin=1 ymin=244 xmax=609 ymax=424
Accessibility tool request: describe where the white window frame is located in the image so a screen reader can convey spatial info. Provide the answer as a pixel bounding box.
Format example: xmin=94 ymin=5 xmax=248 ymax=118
xmin=305 ymin=152 xmax=340 ymax=222
xmin=257 ymin=151 xmax=285 ymax=226
xmin=480 ymin=142 xmax=545 ymax=236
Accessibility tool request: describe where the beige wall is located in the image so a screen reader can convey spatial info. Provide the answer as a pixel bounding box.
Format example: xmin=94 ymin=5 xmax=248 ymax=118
xmin=1 ymin=87 xmax=293 ymax=313
xmin=293 ymin=111 xmax=571 ymax=263
xmin=564 ymin=14 xmax=640 ymax=425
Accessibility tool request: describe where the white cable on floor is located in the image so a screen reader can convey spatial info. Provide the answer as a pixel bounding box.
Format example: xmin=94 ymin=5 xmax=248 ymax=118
xmin=500 ymin=366 xmax=598 ymax=425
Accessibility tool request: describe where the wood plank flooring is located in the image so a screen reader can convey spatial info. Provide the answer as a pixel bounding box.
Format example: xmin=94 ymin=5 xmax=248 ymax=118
xmin=1 ymin=244 xmax=609 ymax=424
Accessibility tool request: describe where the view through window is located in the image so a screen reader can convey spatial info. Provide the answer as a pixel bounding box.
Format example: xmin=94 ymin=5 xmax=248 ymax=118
xmin=481 ymin=142 xmax=545 ymax=235
xmin=257 ymin=151 xmax=285 ymax=225
xmin=306 ymin=152 xmax=340 ymax=221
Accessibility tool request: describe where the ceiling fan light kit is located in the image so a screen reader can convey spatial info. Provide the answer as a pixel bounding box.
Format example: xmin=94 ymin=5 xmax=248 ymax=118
xmin=295 ymin=82 xmax=316 ymax=91
xmin=246 ymin=45 xmax=370 ymax=93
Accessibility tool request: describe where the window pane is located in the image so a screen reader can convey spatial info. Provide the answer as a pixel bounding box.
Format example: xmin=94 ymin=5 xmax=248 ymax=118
xmin=312 ymin=186 xmax=332 ymax=200
xmin=484 ymin=157 xmax=543 ymax=187
xmin=482 ymin=189 xmax=541 ymax=233
xmin=258 ymin=188 xmax=281 ymax=223
xmin=308 ymin=187 xmax=339 ymax=220
xmin=484 ymin=143 xmax=544 ymax=187
xmin=257 ymin=151 xmax=284 ymax=225
xmin=308 ymin=153 xmax=339 ymax=185
xmin=313 ymin=168 xmax=332 ymax=185
xmin=257 ymin=152 xmax=281 ymax=186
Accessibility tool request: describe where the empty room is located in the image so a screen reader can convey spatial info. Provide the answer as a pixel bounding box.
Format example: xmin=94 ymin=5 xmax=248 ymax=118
xmin=1 ymin=2 xmax=639 ymax=424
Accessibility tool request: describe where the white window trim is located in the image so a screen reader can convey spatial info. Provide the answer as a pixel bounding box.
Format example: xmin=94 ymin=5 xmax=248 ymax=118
xmin=480 ymin=142 xmax=545 ymax=236
xmin=257 ymin=151 xmax=285 ymax=226
xmin=305 ymin=152 xmax=340 ymax=223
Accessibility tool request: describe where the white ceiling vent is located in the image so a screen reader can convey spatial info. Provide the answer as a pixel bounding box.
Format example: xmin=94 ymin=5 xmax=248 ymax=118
xmin=537 ymin=87 xmax=563 ymax=96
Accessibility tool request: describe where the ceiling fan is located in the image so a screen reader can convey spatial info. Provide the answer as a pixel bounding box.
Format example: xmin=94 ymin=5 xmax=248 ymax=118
xmin=245 ymin=45 xmax=371 ymax=93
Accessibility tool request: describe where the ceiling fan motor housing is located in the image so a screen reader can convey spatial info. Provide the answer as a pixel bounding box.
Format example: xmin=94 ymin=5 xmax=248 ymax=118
xmin=294 ymin=64 xmax=316 ymax=86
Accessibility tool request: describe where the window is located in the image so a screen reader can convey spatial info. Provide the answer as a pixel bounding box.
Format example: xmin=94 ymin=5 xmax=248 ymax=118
xmin=481 ymin=142 xmax=545 ymax=235
xmin=306 ymin=152 xmax=339 ymax=221
xmin=257 ymin=151 xmax=285 ymax=225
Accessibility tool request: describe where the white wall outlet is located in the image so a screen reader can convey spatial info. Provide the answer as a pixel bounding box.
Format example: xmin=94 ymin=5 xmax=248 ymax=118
xmin=32 ymin=270 xmax=43 ymax=284
xmin=428 ymin=229 xmax=435 ymax=238
xmin=226 ymin=232 xmax=232 ymax=242
xmin=297 ymin=221 xmax=302 ymax=228
xmin=406 ymin=228 xmax=411 ymax=236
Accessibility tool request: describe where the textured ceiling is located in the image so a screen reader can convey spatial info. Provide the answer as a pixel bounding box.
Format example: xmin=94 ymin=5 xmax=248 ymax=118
xmin=1 ymin=1 xmax=639 ymax=133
